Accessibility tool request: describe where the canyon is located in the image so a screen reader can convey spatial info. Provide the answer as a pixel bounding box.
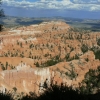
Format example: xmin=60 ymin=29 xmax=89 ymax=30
xmin=0 ymin=21 xmax=100 ymax=94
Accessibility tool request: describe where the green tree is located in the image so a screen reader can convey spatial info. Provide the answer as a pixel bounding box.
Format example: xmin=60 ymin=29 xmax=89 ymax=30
xmin=81 ymin=66 xmax=100 ymax=94
xmin=1 ymin=63 xmax=5 ymax=70
xmin=35 ymin=62 xmax=39 ymax=67
xmin=13 ymin=87 xmax=17 ymax=92
xmin=65 ymin=63 xmax=77 ymax=80
xmin=81 ymin=44 xmax=88 ymax=53
xmin=5 ymin=61 xmax=8 ymax=70
xmin=97 ymin=38 xmax=100 ymax=46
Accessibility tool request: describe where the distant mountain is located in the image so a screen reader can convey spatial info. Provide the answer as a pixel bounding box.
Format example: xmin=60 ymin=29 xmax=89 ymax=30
xmin=0 ymin=16 xmax=100 ymax=31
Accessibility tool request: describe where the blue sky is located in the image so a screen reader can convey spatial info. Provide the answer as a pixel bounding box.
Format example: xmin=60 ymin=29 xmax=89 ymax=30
xmin=1 ymin=0 xmax=100 ymax=19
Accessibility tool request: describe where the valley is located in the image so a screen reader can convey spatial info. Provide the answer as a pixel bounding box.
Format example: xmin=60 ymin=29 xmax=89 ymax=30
xmin=0 ymin=20 xmax=100 ymax=96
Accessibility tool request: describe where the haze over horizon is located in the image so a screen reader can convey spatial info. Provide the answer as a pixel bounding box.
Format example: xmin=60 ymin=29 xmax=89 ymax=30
xmin=1 ymin=0 xmax=100 ymax=19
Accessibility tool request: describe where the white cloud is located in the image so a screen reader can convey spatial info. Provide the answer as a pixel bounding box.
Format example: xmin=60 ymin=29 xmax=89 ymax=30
xmin=2 ymin=0 xmax=100 ymax=11
xmin=98 ymin=0 xmax=100 ymax=2
xmin=41 ymin=0 xmax=45 ymax=2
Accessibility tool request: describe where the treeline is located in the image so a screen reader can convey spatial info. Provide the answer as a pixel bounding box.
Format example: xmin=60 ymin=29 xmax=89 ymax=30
xmin=34 ymin=55 xmax=62 ymax=67
xmin=1 ymin=84 xmax=100 ymax=100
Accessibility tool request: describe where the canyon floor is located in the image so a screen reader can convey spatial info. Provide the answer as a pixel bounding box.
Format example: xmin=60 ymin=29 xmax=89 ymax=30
xmin=0 ymin=21 xmax=100 ymax=94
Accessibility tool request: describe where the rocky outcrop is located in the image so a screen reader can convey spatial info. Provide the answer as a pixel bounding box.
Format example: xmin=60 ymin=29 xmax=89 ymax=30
xmin=0 ymin=67 xmax=52 ymax=94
